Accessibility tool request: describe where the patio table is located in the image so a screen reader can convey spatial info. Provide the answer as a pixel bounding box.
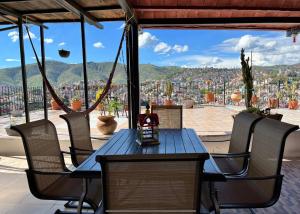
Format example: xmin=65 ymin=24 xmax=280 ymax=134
xmin=71 ymin=128 xmax=225 ymax=213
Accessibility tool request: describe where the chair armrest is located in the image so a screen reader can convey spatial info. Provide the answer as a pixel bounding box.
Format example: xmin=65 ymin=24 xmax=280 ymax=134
xmin=211 ymin=152 xmax=250 ymax=158
xmin=70 ymin=147 xmax=95 ymax=153
xmin=27 ymin=169 xmax=70 ymax=176
xmin=226 ymin=174 xmax=283 ymax=181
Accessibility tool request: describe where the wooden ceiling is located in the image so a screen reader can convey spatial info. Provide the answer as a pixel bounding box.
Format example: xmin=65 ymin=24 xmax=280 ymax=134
xmin=0 ymin=0 xmax=300 ymax=30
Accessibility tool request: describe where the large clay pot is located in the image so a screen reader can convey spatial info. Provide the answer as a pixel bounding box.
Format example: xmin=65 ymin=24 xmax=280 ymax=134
xmin=97 ymin=115 xmax=117 ymax=135
xmin=251 ymin=95 xmax=259 ymax=105
xmin=164 ymin=99 xmax=173 ymax=105
xmin=268 ymin=98 xmax=278 ymax=109
xmin=205 ymin=92 xmax=215 ymax=103
xmin=71 ymin=100 xmax=82 ymax=111
xmin=51 ymin=99 xmax=61 ymax=110
xmin=288 ymin=100 xmax=298 ymax=110
xmin=231 ymin=91 xmax=242 ymax=103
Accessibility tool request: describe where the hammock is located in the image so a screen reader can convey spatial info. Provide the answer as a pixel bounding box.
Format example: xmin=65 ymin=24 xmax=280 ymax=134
xmin=25 ymin=25 xmax=126 ymax=115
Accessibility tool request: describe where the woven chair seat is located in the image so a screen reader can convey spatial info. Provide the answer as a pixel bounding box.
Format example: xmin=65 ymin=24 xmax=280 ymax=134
xmin=214 ymin=157 xmax=245 ymax=175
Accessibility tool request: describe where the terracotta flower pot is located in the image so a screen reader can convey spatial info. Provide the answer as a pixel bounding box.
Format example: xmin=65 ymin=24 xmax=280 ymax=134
xmin=164 ymin=99 xmax=173 ymax=105
xmin=97 ymin=115 xmax=117 ymax=135
xmin=71 ymin=100 xmax=82 ymax=111
xmin=268 ymin=98 xmax=278 ymax=109
xmin=51 ymin=99 xmax=61 ymax=110
xmin=205 ymin=92 xmax=215 ymax=103
xmin=251 ymin=95 xmax=259 ymax=105
xmin=96 ymin=103 xmax=104 ymax=111
xmin=231 ymin=91 xmax=242 ymax=103
xmin=288 ymin=100 xmax=298 ymax=110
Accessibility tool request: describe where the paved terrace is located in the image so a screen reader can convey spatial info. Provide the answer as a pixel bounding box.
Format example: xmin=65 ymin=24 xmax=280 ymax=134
xmin=0 ymin=106 xmax=299 ymax=213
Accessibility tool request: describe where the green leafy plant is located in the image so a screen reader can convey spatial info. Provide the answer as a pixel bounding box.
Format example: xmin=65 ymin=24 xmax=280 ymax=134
xmin=96 ymin=88 xmax=104 ymax=100
xmin=107 ymin=98 xmax=122 ymax=115
xmin=242 ymin=106 xmax=262 ymax=114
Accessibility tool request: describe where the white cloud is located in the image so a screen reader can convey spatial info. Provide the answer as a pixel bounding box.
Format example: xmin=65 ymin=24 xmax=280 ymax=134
xmin=139 ymin=32 xmax=157 ymax=48
xmin=44 ymin=38 xmax=54 ymax=44
xmin=58 ymin=42 xmax=66 ymax=46
xmin=173 ymin=44 xmax=189 ymax=53
xmin=23 ymin=31 xmax=36 ymax=40
xmin=93 ymin=42 xmax=105 ymax=48
xmin=8 ymin=30 xmax=36 ymax=42
xmin=217 ymin=33 xmax=300 ymax=66
xmin=5 ymin=58 xmax=20 ymax=62
xmin=154 ymin=42 xmax=172 ymax=54
xmin=167 ymin=55 xmax=240 ymax=68
xmin=8 ymin=31 xmax=19 ymax=42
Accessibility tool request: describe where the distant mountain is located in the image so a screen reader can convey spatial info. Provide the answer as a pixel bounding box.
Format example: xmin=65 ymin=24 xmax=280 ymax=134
xmin=0 ymin=61 xmax=184 ymax=87
xmin=0 ymin=60 xmax=299 ymax=87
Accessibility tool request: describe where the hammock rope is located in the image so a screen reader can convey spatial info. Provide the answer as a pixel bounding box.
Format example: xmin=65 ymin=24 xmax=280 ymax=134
xmin=25 ymin=25 xmax=126 ymax=115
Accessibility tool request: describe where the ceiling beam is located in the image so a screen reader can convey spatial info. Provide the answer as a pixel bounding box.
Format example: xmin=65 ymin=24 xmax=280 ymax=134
xmin=139 ymin=17 xmax=300 ymax=25
xmin=0 ymin=25 xmax=18 ymax=31
xmin=134 ymin=5 xmax=300 ymax=12
xmin=0 ymin=12 xmax=17 ymax=24
xmin=117 ymin=0 xmax=137 ymax=23
xmin=53 ymin=0 xmax=103 ymax=29
xmin=0 ymin=4 xmax=47 ymax=28
xmin=21 ymin=5 xmax=122 ymax=15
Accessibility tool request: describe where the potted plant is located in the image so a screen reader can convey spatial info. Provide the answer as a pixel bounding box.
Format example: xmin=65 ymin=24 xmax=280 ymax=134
xmin=164 ymin=81 xmax=173 ymax=105
xmin=58 ymin=49 xmax=70 ymax=58
xmin=97 ymin=98 xmax=121 ymax=135
xmin=95 ymin=88 xmax=104 ymax=110
xmin=71 ymin=96 xmax=82 ymax=111
xmin=251 ymin=94 xmax=259 ymax=105
xmin=51 ymin=98 xmax=61 ymax=110
xmin=231 ymin=91 xmax=242 ymax=103
xmin=205 ymin=91 xmax=215 ymax=103
xmin=286 ymin=81 xmax=298 ymax=110
xmin=268 ymin=96 xmax=278 ymax=109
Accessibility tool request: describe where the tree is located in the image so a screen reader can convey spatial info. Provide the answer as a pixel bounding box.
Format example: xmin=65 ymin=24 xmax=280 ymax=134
xmin=241 ymin=48 xmax=253 ymax=108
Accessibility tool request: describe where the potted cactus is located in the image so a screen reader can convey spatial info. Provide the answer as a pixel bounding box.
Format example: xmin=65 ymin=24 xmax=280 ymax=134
xmin=71 ymin=96 xmax=82 ymax=111
xmin=286 ymin=81 xmax=298 ymax=110
xmin=241 ymin=48 xmax=253 ymax=109
xmin=164 ymin=81 xmax=173 ymax=105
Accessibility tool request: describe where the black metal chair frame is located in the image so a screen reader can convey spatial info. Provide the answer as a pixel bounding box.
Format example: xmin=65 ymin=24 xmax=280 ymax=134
xmin=11 ymin=120 xmax=100 ymax=214
xmin=209 ymin=112 xmax=262 ymax=176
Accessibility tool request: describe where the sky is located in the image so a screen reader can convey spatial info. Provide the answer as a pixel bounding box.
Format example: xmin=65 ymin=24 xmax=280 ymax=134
xmin=0 ymin=21 xmax=299 ymax=69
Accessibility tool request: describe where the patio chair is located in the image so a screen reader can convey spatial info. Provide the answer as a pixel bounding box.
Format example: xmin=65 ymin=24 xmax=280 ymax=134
xmin=151 ymin=105 xmax=182 ymax=128
xmin=60 ymin=112 xmax=95 ymax=167
xmin=215 ymin=118 xmax=299 ymax=212
xmin=11 ymin=119 xmax=102 ymax=214
xmin=96 ymin=153 xmax=210 ymax=214
xmin=208 ymin=112 xmax=262 ymax=175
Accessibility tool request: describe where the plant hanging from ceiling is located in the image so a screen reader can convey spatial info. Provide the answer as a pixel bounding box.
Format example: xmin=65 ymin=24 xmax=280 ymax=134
xmin=241 ymin=48 xmax=253 ymax=109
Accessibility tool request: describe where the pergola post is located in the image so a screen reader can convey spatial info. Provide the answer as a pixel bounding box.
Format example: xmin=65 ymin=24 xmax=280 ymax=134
xmin=127 ymin=22 xmax=139 ymax=129
xmin=40 ymin=26 xmax=48 ymax=120
xmin=80 ymin=15 xmax=89 ymax=112
xmin=18 ymin=17 xmax=29 ymax=123
xmin=126 ymin=28 xmax=132 ymax=128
